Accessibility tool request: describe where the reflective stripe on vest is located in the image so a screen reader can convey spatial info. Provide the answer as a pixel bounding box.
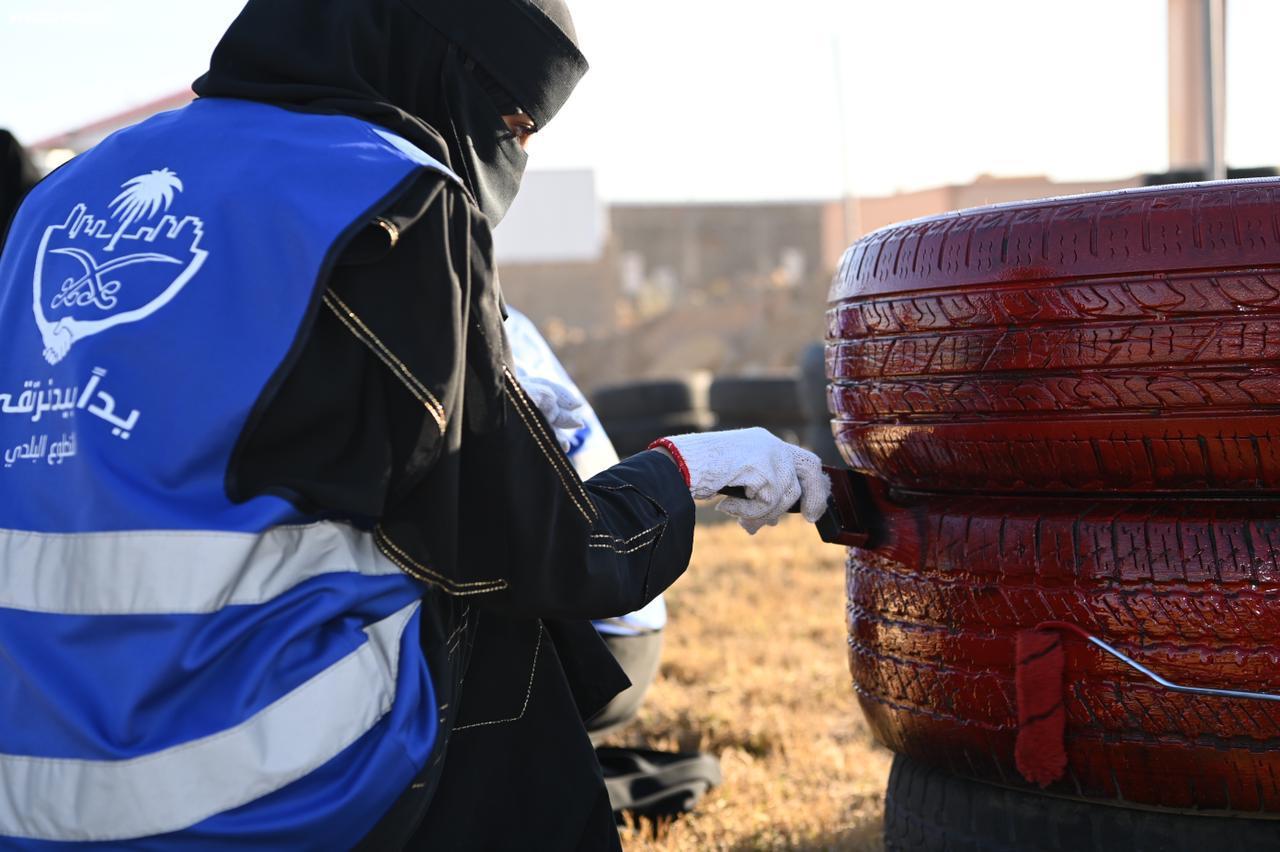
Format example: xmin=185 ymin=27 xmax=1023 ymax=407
xmin=0 ymin=599 xmax=418 ymax=842
xmin=0 ymin=522 xmax=403 ymax=615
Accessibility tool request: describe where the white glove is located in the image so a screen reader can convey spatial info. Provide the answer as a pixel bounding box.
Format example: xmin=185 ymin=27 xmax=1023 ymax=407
xmin=654 ymin=427 xmax=831 ymax=534
xmin=520 ymin=376 xmax=586 ymax=452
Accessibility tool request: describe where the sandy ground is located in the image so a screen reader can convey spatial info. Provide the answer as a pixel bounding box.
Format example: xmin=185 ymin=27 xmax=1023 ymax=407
xmin=604 ymin=513 xmax=892 ymax=851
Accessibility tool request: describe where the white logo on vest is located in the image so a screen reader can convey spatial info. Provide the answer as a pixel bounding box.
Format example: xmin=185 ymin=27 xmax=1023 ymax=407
xmin=33 ymin=168 xmax=208 ymax=365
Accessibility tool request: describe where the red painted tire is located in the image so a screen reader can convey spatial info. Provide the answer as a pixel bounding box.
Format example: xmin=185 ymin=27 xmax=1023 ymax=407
xmin=826 ymin=180 xmax=1280 ymax=494
xmin=848 ymin=489 xmax=1280 ymax=812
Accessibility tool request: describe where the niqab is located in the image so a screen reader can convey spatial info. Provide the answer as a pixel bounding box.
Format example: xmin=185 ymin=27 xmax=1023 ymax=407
xmin=193 ymin=0 xmax=587 ymax=224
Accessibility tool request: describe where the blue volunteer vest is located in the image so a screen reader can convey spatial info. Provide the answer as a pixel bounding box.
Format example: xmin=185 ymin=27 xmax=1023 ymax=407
xmin=0 ymin=99 xmax=455 ymax=849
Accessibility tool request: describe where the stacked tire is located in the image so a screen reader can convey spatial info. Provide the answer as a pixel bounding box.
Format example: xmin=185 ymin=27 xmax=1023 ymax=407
xmin=827 ymin=180 xmax=1280 ymax=849
xmin=708 ymin=373 xmax=806 ymax=445
xmin=591 ymin=373 xmax=714 ymax=458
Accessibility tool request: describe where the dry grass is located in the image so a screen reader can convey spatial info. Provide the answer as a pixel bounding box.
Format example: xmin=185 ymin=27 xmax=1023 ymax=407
xmin=605 ymin=514 xmax=892 ymax=851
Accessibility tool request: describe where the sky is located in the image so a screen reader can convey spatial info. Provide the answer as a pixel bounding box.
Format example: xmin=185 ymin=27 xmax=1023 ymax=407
xmin=1 ymin=0 xmax=1277 ymax=202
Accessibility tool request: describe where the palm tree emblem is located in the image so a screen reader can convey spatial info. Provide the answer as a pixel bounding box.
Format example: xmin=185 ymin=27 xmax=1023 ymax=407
xmin=105 ymin=168 xmax=184 ymax=251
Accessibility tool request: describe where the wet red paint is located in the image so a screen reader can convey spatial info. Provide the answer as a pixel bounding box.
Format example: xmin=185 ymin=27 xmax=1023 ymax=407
xmin=828 ymin=180 xmax=1280 ymax=813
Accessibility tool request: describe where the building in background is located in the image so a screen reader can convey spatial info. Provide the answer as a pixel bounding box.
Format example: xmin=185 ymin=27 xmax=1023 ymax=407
xmin=20 ymin=0 xmax=1274 ymax=367
xmin=492 ymin=170 xmax=617 ymax=340
xmin=30 ymin=90 xmax=195 ymax=172
xmin=610 ymin=201 xmax=841 ymax=299
xmin=14 ymin=90 xmax=1246 ymax=354
xmin=495 ymin=173 xmax=1145 ymax=347
xmin=495 ymin=169 xmax=606 ymax=265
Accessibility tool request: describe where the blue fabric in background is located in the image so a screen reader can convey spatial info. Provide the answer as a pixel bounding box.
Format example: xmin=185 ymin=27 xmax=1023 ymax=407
xmin=505 ymin=308 xmax=668 ymax=635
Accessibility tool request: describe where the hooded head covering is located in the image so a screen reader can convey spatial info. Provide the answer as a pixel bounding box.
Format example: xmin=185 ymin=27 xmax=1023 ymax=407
xmin=194 ymin=0 xmax=587 ymax=224
xmin=1 ymin=130 xmax=40 ymax=247
xmin=402 ymin=0 xmax=586 ymax=131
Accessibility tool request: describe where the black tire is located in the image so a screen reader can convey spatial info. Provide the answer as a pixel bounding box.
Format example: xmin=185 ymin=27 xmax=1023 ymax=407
xmin=804 ymin=422 xmax=842 ymax=467
xmin=709 ymin=375 xmax=805 ymax=444
xmin=797 ymin=343 xmax=830 ymax=422
xmin=590 ymin=374 xmax=711 ymax=420
xmin=797 ymin=343 xmax=842 ymax=464
xmin=884 ymin=754 xmax=1280 ymax=852
xmin=709 ymin=374 xmax=803 ymax=422
xmin=600 ymin=411 xmax=716 ymax=457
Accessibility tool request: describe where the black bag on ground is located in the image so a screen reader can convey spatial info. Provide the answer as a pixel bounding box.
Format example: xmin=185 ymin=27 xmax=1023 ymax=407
xmin=597 ymin=747 xmax=722 ymax=818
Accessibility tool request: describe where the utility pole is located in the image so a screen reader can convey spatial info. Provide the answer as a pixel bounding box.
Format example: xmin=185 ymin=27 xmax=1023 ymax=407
xmin=831 ymin=34 xmax=859 ymax=245
xmin=1168 ymin=0 xmax=1227 ymax=180
xmin=1204 ymin=0 xmax=1227 ymax=181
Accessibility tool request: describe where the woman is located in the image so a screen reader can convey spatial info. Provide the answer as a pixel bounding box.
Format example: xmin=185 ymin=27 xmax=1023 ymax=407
xmin=0 ymin=130 xmax=39 ymax=246
xmin=0 ymin=0 xmax=830 ymax=848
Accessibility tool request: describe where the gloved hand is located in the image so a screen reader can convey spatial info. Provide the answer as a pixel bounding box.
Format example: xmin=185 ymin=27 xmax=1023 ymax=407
xmin=520 ymin=375 xmax=586 ymax=452
xmin=651 ymin=427 xmax=831 ymax=534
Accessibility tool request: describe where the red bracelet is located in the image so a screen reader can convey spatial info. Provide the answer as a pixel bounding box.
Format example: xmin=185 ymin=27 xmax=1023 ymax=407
xmin=647 ymin=438 xmax=691 ymax=487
